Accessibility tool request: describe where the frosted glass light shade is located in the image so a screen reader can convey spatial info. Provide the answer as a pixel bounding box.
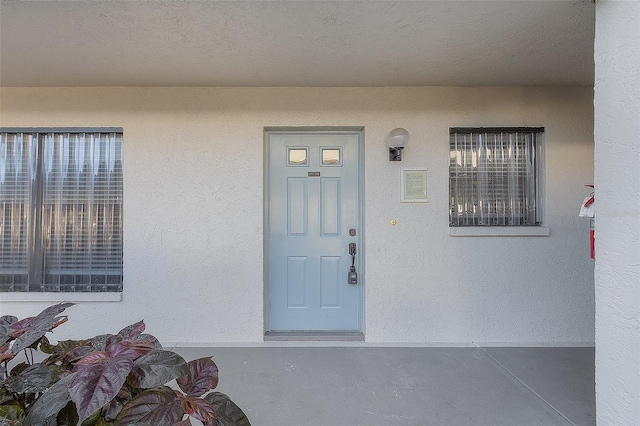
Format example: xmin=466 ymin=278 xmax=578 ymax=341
xmin=386 ymin=128 xmax=409 ymax=161
xmin=386 ymin=128 xmax=410 ymax=148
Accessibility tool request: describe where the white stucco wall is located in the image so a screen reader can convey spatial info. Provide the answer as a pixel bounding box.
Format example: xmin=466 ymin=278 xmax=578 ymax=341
xmin=594 ymin=1 xmax=640 ymax=424
xmin=0 ymin=86 xmax=594 ymax=345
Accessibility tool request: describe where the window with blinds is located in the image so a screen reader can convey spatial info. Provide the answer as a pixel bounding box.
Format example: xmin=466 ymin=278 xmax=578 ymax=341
xmin=0 ymin=130 xmax=123 ymax=292
xmin=449 ymin=127 xmax=543 ymax=227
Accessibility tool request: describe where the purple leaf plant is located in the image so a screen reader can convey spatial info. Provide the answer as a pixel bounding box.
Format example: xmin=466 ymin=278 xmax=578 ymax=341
xmin=0 ymin=303 xmax=250 ymax=426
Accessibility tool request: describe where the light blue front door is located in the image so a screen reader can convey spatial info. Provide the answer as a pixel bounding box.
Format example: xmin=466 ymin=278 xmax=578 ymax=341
xmin=267 ymin=130 xmax=361 ymax=331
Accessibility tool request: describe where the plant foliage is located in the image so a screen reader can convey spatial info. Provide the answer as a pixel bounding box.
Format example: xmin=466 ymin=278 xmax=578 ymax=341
xmin=0 ymin=304 xmax=250 ymax=426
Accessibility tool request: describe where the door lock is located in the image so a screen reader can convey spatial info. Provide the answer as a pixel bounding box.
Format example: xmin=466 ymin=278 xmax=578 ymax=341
xmin=349 ymin=267 xmax=358 ymax=285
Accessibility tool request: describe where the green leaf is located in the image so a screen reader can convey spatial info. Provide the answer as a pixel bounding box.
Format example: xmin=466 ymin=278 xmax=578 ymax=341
xmin=69 ymin=355 xmax=134 ymax=425
xmin=129 ymin=350 xmax=189 ymax=388
xmin=0 ymin=388 xmax=14 ymax=404
xmin=56 ymin=401 xmax=80 ymax=426
xmin=9 ymin=361 xmax=28 ymax=377
xmin=39 ymin=335 xmax=56 ymax=354
xmin=48 ymin=364 xmax=73 ymax=384
xmin=43 ymin=339 xmax=93 ymax=365
xmin=2 ymin=363 xmax=51 ymax=394
xmin=80 ymin=409 xmax=102 ymax=426
xmin=58 ymin=339 xmax=91 ymax=354
xmin=176 ymin=358 xmax=218 ymax=397
xmin=115 ymin=386 xmax=184 ymax=426
xmin=80 ymin=410 xmax=115 ymax=426
xmin=204 ymin=392 xmax=251 ymax=426
xmin=0 ymin=404 xmax=25 ymax=421
xmin=23 ymin=374 xmax=74 ymax=426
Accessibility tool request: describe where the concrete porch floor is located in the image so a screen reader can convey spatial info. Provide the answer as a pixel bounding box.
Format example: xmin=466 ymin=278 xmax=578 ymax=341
xmin=173 ymin=346 xmax=595 ymax=426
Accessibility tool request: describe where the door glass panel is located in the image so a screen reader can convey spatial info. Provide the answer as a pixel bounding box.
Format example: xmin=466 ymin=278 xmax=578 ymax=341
xmin=288 ymin=148 xmax=307 ymax=166
xmin=322 ymin=148 xmax=341 ymax=166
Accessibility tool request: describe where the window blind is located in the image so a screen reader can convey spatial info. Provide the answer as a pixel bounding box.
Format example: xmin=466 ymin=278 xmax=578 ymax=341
xmin=449 ymin=129 xmax=542 ymax=227
xmin=0 ymin=131 xmax=123 ymax=292
xmin=0 ymin=133 xmax=33 ymax=289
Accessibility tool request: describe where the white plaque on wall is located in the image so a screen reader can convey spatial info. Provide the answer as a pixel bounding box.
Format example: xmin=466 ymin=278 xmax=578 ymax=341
xmin=401 ymin=168 xmax=427 ymax=203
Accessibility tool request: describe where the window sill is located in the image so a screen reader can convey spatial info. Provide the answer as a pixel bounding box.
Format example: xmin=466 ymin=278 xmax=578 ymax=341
xmin=449 ymin=226 xmax=550 ymax=237
xmin=1 ymin=292 xmax=122 ymax=302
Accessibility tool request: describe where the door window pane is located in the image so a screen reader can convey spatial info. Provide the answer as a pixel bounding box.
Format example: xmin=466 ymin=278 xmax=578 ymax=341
xmin=288 ymin=148 xmax=307 ymax=166
xmin=321 ymin=148 xmax=341 ymax=166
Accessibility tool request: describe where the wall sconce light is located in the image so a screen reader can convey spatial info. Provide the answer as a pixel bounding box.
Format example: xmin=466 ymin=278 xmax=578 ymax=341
xmin=386 ymin=128 xmax=410 ymax=161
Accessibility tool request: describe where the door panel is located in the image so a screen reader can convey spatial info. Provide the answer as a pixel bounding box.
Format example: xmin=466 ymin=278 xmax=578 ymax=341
xmin=287 ymin=256 xmax=307 ymax=307
xmin=267 ymin=130 xmax=361 ymax=331
xmin=287 ymin=178 xmax=308 ymax=236
xmin=321 ymin=178 xmax=340 ymax=236
xmin=320 ymin=256 xmax=340 ymax=307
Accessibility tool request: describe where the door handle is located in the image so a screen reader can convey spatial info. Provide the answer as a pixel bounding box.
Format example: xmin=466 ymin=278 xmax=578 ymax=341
xmin=348 ymin=243 xmax=358 ymax=284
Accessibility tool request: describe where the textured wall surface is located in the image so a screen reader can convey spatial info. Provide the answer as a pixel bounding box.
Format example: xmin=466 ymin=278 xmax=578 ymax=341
xmin=0 ymin=86 xmax=594 ymax=345
xmin=594 ymin=1 xmax=640 ymax=424
xmin=1 ymin=1 xmax=595 ymax=87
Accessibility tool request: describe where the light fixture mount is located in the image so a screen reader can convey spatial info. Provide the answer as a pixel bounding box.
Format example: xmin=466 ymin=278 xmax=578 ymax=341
xmin=389 ymin=147 xmax=404 ymax=161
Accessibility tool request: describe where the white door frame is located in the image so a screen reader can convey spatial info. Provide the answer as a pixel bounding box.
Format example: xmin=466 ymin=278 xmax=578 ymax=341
xmin=263 ymin=127 xmax=365 ymax=335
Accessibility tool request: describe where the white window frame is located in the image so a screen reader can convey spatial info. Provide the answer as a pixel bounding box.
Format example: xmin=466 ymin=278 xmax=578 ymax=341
xmin=448 ymin=127 xmax=549 ymax=237
xmin=0 ymin=128 xmax=124 ymax=299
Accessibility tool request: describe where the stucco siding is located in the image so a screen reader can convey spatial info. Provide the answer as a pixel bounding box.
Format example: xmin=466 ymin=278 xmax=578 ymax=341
xmin=594 ymin=0 xmax=640 ymax=423
xmin=0 ymin=86 xmax=594 ymax=345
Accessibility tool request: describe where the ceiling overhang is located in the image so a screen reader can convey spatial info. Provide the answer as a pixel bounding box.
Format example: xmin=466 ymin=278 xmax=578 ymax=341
xmin=0 ymin=0 xmax=595 ymax=87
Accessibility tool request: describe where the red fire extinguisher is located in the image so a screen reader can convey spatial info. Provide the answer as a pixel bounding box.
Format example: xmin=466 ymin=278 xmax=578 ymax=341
xmin=580 ymin=185 xmax=595 ymax=259
xmin=589 ymin=217 xmax=595 ymax=259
